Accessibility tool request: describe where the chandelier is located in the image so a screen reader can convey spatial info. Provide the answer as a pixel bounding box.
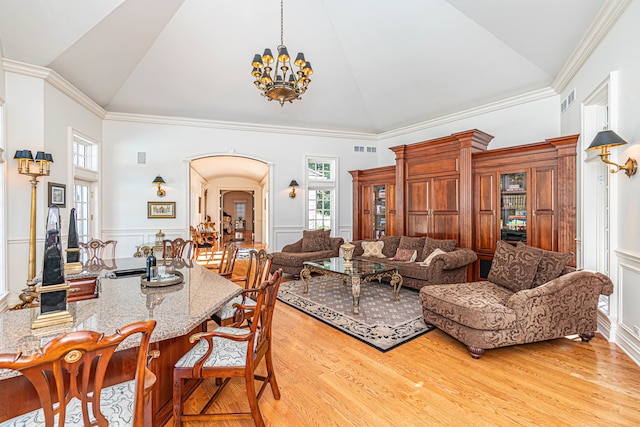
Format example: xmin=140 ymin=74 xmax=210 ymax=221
xmin=251 ymin=0 xmax=313 ymax=106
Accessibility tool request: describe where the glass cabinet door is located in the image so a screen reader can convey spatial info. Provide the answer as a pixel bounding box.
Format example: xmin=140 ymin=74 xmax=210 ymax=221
xmin=500 ymin=172 xmax=526 ymax=243
xmin=373 ymin=185 xmax=386 ymax=239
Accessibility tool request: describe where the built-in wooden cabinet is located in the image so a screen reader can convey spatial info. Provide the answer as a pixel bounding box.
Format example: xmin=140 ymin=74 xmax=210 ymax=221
xmin=350 ymin=166 xmax=396 ymax=240
xmin=350 ymin=130 xmax=578 ymax=281
xmin=472 ymin=135 xmax=578 ymax=279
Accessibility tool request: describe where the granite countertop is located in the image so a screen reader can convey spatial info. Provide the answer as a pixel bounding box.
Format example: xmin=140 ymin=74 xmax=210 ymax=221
xmin=0 ymin=258 xmax=242 ymax=380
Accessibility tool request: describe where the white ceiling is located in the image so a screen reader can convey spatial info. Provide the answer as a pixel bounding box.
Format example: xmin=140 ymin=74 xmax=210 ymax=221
xmin=191 ymin=156 xmax=269 ymax=182
xmin=0 ymin=0 xmax=607 ymax=135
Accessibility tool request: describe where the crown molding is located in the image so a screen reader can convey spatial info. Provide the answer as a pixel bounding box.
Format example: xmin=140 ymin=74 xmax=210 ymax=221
xmin=104 ymin=111 xmax=378 ymax=141
xmin=2 ymin=59 xmax=107 ymax=119
xmin=552 ymin=0 xmax=632 ymax=93
xmin=378 ymin=87 xmax=558 ymax=140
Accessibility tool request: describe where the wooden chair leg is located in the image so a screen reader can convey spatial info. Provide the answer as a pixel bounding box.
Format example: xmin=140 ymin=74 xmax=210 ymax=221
xmin=245 ymin=370 xmax=264 ymax=427
xmin=265 ymin=348 xmax=281 ymax=399
xmin=173 ymin=377 xmax=183 ymax=427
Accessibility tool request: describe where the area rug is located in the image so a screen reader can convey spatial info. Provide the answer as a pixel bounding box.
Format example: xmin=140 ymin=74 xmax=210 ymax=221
xmin=277 ymin=275 xmax=434 ymax=352
xmin=236 ymin=248 xmax=253 ymax=260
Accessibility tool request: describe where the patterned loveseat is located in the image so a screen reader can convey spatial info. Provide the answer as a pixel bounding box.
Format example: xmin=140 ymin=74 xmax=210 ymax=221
xmin=270 ymin=230 xmax=344 ymax=275
xmin=351 ymin=236 xmax=477 ymax=290
xmin=419 ymin=241 xmax=614 ymax=359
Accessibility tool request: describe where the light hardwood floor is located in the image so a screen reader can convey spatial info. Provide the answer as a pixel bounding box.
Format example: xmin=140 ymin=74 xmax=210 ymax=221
xmin=180 ymin=256 xmax=640 ymax=426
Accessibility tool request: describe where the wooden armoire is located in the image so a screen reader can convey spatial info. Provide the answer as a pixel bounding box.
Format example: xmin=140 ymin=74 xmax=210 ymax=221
xmin=350 ymin=130 xmax=578 ymax=280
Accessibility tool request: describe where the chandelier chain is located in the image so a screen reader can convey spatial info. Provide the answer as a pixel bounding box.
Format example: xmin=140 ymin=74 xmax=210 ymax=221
xmin=280 ymin=0 xmax=284 ymax=46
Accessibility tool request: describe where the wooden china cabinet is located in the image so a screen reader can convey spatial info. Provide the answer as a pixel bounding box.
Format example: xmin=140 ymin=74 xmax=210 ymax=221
xmin=390 ymin=129 xmax=494 ymax=249
xmin=472 ymin=135 xmax=578 ymax=279
xmin=349 ymin=166 xmax=396 ymax=240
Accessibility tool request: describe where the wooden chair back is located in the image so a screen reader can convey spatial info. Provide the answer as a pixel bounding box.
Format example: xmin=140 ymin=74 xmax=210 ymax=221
xmin=217 ymin=243 xmax=238 ymax=278
xmin=162 ymin=238 xmax=195 ymax=260
xmin=245 ymin=249 xmax=273 ymax=290
xmin=0 ymin=320 xmax=156 ymax=427
xmin=79 ymin=239 xmax=117 ymax=261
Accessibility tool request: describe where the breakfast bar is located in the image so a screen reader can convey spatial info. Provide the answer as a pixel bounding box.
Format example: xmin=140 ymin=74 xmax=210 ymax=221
xmin=0 ymin=257 xmax=242 ymax=426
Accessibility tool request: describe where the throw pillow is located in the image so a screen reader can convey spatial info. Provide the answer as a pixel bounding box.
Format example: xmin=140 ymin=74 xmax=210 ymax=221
xmin=381 ymin=236 xmax=401 ymax=258
xmin=323 ymin=229 xmax=332 ymax=250
xmin=398 ymin=236 xmax=426 ymax=261
xmin=517 ymin=243 xmax=574 ymax=287
xmin=419 ymin=248 xmax=446 ymax=267
xmin=422 ymin=237 xmax=457 ymax=261
xmin=362 ymin=241 xmax=385 ymax=258
xmin=487 ymin=240 xmax=543 ymax=292
xmin=301 ymin=229 xmax=328 ymax=252
xmin=392 ymin=248 xmax=417 ymax=262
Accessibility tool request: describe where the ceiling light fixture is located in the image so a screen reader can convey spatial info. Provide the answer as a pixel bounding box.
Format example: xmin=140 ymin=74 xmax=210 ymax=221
xmin=251 ymin=0 xmax=313 ymax=106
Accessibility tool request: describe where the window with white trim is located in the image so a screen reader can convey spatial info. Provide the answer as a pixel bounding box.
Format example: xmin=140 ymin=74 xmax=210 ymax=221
xmin=72 ymin=132 xmax=99 ymax=242
xmin=306 ymin=157 xmax=337 ymax=231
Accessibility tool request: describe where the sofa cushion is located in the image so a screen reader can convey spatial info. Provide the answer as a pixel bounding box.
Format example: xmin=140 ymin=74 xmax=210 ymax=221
xmin=420 ymin=282 xmax=517 ymax=330
xmin=381 ymin=236 xmax=401 ymax=258
xmin=422 ymin=237 xmax=457 ymax=260
xmin=420 ymin=248 xmax=446 ymax=267
xmin=488 ymin=240 xmax=543 ymax=292
xmin=517 ymin=243 xmax=574 ymax=288
xmin=398 ymin=236 xmax=426 ymax=261
xmin=301 ymin=229 xmax=329 ymax=252
xmin=392 ymin=248 xmax=417 ymax=262
xmin=362 ymin=241 xmax=385 ymax=258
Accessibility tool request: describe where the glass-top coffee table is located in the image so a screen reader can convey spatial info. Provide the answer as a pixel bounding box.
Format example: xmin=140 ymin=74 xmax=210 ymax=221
xmin=300 ymin=257 xmax=403 ymax=314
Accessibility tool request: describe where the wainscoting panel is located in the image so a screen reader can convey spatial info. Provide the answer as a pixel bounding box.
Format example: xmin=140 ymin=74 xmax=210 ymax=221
xmin=102 ymin=229 xmax=187 ymax=258
xmin=615 ymin=249 xmax=640 ymax=366
xmin=272 ymin=226 xmax=304 ymax=252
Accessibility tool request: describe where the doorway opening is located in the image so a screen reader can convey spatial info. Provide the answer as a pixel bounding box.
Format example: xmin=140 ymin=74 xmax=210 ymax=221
xmin=189 ymin=155 xmax=270 ymax=248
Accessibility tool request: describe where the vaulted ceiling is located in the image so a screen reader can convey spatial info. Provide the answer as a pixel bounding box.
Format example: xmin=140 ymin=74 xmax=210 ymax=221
xmin=0 ymin=0 xmax=606 ymax=134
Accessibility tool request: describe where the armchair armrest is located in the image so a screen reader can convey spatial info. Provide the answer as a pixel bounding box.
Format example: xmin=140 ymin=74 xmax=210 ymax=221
xmin=426 ymin=248 xmax=477 ymax=284
xmin=282 ymin=238 xmax=303 ymax=253
xmin=329 ymin=237 xmax=345 ymax=255
xmin=506 ymin=270 xmax=614 ymax=335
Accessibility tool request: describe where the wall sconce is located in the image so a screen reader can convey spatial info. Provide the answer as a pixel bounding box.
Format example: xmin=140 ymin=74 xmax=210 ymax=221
xmin=13 ymin=149 xmax=54 ymax=308
xmin=152 ymin=175 xmax=166 ymax=197
xmin=587 ymin=130 xmax=637 ymax=177
xmin=288 ymin=179 xmax=299 ymax=198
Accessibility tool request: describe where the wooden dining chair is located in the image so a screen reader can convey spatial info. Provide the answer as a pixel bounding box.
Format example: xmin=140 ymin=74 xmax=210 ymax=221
xmin=190 ymin=226 xmax=214 ymax=261
xmin=211 ymin=249 xmax=273 ymax=326
xmin=214 ymin=243 xmax=238 ymax=279
xmin=0 ymin=320 xmax=157 ymax=427
xmin=79 ymin=239 xmax=118 ymax=271
xmin=173 ymin=270 xmax=283 ymax=426
xmin=162 ymin=238 xmax=195 ymax=260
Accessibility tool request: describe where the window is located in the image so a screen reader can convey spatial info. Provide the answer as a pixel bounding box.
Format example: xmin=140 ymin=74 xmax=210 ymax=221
xmin=306 ymin=157 xmax=337 ymax=231
xmin=74 ymin=181 xmax=92 ymax=243
xmin=72 ymin=131 xmax=99 ymax=242
xmin=73 ymin=134 xmax=98 ymax=171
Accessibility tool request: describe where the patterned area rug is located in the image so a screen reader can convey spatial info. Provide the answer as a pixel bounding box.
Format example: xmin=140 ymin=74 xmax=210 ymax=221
xmin=277 ymin=275 xmax=433 ymax=351
xmin=236 ymin=248 xmax=253 ymax=260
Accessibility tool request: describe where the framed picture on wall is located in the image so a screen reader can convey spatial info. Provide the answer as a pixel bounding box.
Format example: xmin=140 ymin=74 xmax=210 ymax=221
xmin=148 ymin=201 xmax=176 ymax=219
xmin=48 ymin=182 xmax=66 ymax=208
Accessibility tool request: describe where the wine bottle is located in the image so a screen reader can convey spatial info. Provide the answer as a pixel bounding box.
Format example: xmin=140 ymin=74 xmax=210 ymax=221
xmin=146 ymin=252 xmax=157 ymax=281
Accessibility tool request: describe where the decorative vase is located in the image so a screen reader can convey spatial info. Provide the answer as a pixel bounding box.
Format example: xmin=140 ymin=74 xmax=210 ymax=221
xmin=341 ymin=242 xmax=355 ymax=267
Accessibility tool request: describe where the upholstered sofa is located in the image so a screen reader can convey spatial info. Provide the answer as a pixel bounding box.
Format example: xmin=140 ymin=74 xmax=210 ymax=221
xmin=270 ymin=230 xmax=344 ymax=275
xmin=419 ymin=241 xmax=614 ymax=359
xmin=351 ymin=235 xmax=477 ymax=290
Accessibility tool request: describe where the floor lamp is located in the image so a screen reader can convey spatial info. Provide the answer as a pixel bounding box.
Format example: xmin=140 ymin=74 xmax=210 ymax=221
xmin=13 ymin=149 xmax=53 ymax=309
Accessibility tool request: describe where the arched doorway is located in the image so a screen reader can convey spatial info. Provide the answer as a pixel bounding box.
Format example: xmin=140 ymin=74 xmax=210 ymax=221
xmin=189 ymin=155 xmax=270 ymax=246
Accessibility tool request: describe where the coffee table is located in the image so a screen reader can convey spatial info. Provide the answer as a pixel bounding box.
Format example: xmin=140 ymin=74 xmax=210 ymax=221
xmin=300 ymin=257 xmax=403 ymax=314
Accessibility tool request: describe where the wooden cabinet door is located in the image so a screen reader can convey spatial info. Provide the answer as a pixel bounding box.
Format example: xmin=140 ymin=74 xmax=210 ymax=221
xmin=530 ymin=166 xmax=556 ymax=251
xmin=386 ymin=183 xmax=396 ymax=236
xmin=430 ymin=175 xmax=459 ymax=240
xmin=407 ymin=180 xmax=429 ymax=236
xmin=475 ymin=172 xmax=498 ymax=252
xmin=361 ymin=184 xmax=374 ymax=239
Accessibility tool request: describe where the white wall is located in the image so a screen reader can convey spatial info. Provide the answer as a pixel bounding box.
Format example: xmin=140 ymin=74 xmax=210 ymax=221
xmin=4 ymin=72 xmax=102 ymax=305
xmin=101 ymin=119 xmax=379 ymax=255
xmin=558 ymin=0 xmax=640 ymax=364
xmin=378 ymin=94 xmax=561 ymax=164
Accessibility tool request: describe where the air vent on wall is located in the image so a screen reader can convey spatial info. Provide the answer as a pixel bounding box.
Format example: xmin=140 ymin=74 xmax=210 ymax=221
xmin=366 ymin=146 xmax=377 ymax=153
xmin=561 ymin=88 xmax=576 ymax=114
xmin=354 ymin=146 xmax=364 ymax=152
